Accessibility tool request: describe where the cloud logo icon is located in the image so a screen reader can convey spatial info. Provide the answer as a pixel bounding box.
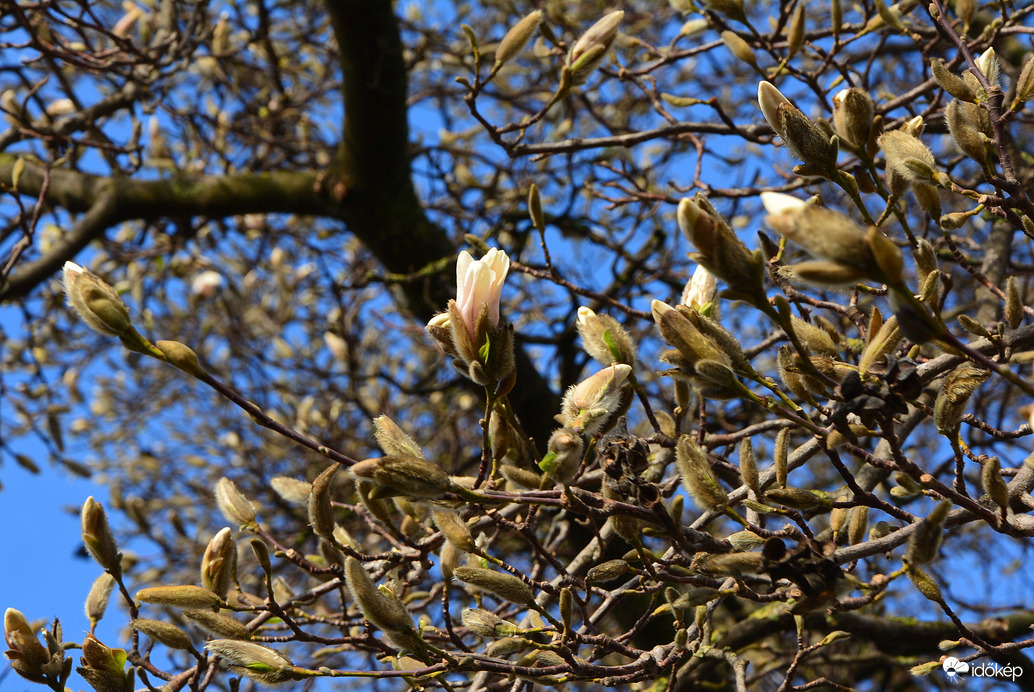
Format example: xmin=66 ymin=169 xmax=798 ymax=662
xmin=942 ymin=657 xmax=970 ymax=684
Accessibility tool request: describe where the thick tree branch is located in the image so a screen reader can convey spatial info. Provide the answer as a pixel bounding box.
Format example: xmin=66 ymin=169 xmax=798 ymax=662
xmin=0 ymin=155 xmax=331 ymax=300
xmin=0 ymin=0 xmax=561 ymax=446
xmin=321 ymin=0 xmax=559 ymax=446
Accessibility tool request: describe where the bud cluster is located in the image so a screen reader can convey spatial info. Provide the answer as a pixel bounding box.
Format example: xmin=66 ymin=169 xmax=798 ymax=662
xmin=652 ymin=300 xmax=745 ymax=398
xmin=677 ymin=195 xmax=764 ymax=298
xmin=4 ymin=610 xmax=71 ymax=689
xmin=758 ymin=81 xmax=838 ymax=175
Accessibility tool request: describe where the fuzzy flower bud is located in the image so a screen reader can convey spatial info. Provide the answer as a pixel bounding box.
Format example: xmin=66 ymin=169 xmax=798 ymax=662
xmin=727 ymin=530 xmax=765 ymax=551
xmin=215 ymin=478 xmax=257 ymax=528
xmin=343 ymin=557 xmax=419 ymax=650
xmin=81 ymin=497 xmax=121 ymax=575
xmin=576 ymin=307 xmax=636 ymax=365
xmin=308 ymin=464 xmax=338 ymax=541
xmin=586 ymin=559 xmax=631 ymax=583
xmin=184 ymin=610 xmax=251 ymax=640
xmin=539 ymin=427 xmax=585 ymax=483
xmin=1016 ymin=55 xmax=1034 ymax=105
xmin=493 ymin=10 xmax=543 ymax=73
xmin=559 ymin=364 xmax=632 ymax=436
xmin=200 ymin=527 xmax=238 ymax=600
xmin=566 ymin=11 xmax=623 ymax=86
xmin=933 ymin=364 xmax=989 ymax=433
xmin=452 ymin=566 xmax=535 ymax=605
xmin=652 ymin=301 xmax=729 ymax=367
xmin=858 ymin=314 xmax=901 ymax=376
xmin=878 ymin=130 xmax=937 ymax=191
xmin=765 ymin=486 xmax=833 ymax=510
xmin=691 ymin=551 xmax=764 ymax=576
xmin=62 ymin=262 xmax=133 ymax=337
xmin=721 ymin=31 xmax=756 ymax=68
xmin=762 ymin=192 xmax=903 ymax=286
xmin=787 ymin=3 xmax=806 ymax=58
xmin=676 ymin=435 xmax=728 ymax=511
xmin=906 ymin=500 xmax=950 ymax=565
xmin=930 ymin=59 xmax=975 ymax=102
xmin=431 ymin=508 xmax=477 ymax=553
xmin=677 ymin=195 xmax=763 ymax=292
xmin=424 ymin=312 xmax=457 ymax=358
xmin=982 ymin=457 xmax=1010 ymax=513
xmin=758 ymin=81 xmax=837 ymax=172
xmin=373 ymin=415 xmax=425 ymax=459
xmin=136 ymin=585 xmax=224 ymax=609
xmin=271 ymin=476 xmax=311 ymax=505
xmin=77 ymin=635 xmax=128 ymax=692
xmin=206 ymin=640 xmax=297 ymax=684
xmin=4 ymin=609 xmax=49 ymax=683
xmin=85 ymin=574 xmax=117 ymax=629
xmin=461 ymin=608 xmax=519 ymax=638
xmin=832 ymin=88 xmax=874 ymax=154
xmin=1005 ymin=276 xmax=1024 ymax=330
xmin=945 ymin=99 xmax=988 ymax=164
xmin=908 ymin=565 xmax=943 ymax=602
xmin=131 ymin=619 xmax=194 ymax=652
xmin=848 ymin=505 xmax=869 ymax=546
xmin=739 ymin=438 xmax=760 ymax=498
xmin=155 ymin=340 xmax=205 ymax=376
xmin=350 ymin=455 xmax=454 ymax=499
xmin=977 ymin=47 xmax=1000 ymax=88
xmin=765 ymin=194 xmax=861 ymax=265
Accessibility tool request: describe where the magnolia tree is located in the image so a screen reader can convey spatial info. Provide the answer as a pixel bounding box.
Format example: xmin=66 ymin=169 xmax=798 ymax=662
xmin=3 ymin=0 xmax=1034 ymax=689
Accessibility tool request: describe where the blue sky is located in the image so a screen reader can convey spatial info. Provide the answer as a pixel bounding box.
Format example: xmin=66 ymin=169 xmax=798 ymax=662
xmin=0 ymin=461 xmax=124 ymax=690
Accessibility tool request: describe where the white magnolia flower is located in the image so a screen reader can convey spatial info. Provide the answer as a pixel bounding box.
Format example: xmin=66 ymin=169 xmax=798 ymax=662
xmin=757 ymin=81 xmax=792 ymax=139
xmin=760 ymin=191 xmax=808 ymax=218
xmin=977 ymin=47 xmax=1000 ymax=87
xmin=191 ymin=270 xmax=224 ymax=298
xmin=455 ymin=248 xmax=509 ymax=337
xmin=682 ymin=265 xmax=719 ymax=317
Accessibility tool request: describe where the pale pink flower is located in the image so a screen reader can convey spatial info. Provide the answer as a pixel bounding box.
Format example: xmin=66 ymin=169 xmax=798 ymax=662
xmin=455 ymin=248 xmax=510 ymax=337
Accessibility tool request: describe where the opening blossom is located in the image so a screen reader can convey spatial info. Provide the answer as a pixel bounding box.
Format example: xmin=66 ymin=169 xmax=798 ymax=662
xmin=455 ymin=248 xmax=509 ymax=338
xmin=426 ymin=247 xmax=515 ymax=386
xmin=62 ymin=261 xmax=132 ymax=337
xmin=681 ymin=265 xmax=719 ymax=318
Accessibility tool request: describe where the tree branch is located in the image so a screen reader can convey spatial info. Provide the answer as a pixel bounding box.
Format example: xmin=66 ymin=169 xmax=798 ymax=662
xmin=0 ymin=154 xmax=330 ymax=300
